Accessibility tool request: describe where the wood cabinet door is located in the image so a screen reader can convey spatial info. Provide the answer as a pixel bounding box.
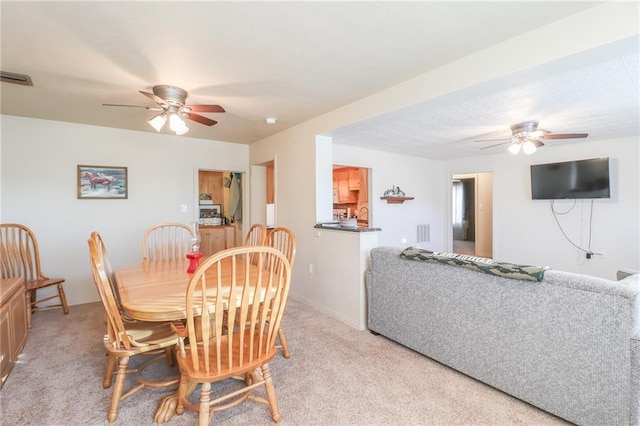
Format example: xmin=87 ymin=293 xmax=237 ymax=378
xmin=201 ymin=228 xmax=225 ymax=256
xmin=0 ymin=305 xmax=14 ymax=386
xmin=201 ymin=227 xmax=236 ymax=256
xmin=10 ymin=292 xmax=27 ymax=355
xmin=337 ymin=171 xmax=350 ymax=202
xmin=224 ymin=227 xmax=235 ymax=249
xmin=348 ymin=170 xmax=360 ymax=190
xmin=0 ymin=279 xmax=26 ymax=389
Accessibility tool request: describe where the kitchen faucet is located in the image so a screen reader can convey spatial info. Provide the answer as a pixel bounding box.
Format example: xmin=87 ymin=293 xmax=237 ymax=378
xmin=358 ymin=206 xmax=369 ymax=219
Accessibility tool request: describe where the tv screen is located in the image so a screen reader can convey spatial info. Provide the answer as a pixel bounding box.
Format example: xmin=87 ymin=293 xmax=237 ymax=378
xmin=530 ymin=157 xmax=610 ymax=200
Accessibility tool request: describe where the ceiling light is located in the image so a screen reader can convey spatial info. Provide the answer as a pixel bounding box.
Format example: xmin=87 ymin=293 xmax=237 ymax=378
xmin=265 ymin=117 xmax=277 ymax=125
xmin=522 ymin=140 xmax=538 ymax=154
xmin=175 ymin=125 xmax=189 ymax=136
xmin=148 ymin=114 xmax=166 ymax=132
xmin=508 ymin=142 xmax=521 ymax=155
xmin=169 ymin=113 xmax=188 ymax=134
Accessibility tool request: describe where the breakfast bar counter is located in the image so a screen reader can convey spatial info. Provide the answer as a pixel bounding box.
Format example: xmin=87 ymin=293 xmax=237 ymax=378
xmin=314 ymin=222 xmax=381 ymax=232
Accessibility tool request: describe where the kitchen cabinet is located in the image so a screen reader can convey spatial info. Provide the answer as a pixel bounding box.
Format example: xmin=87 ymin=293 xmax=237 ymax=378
xmin=335 ymin=170 xmax=358 ymax=203
xmin=1 ymin=277 xmax=27 ymax=389
xmin=198 ymin=171 xmax=224 ymax=205
xmin=348 ymin=170 xmax=360 ymax=190
xmin=200 ymin=226 xmax=236 ymax=256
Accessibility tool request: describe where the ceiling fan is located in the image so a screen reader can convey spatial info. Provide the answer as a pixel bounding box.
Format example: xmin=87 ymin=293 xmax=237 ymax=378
xmin=103 ymin=85 xmax=225 ymax=135
xmin=476 ymin=120 xmax=588 ymax=154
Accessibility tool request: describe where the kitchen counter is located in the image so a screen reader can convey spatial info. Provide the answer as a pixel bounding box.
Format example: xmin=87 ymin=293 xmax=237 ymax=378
xmin=314 ymin=222 xmax=381 ymax=232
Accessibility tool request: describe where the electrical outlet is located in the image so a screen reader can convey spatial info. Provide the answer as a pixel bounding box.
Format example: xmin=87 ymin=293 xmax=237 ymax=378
xmin=180 ymin=204 xmax=188 ymax=213
xmin=308 ymin=263 xmax=314 ymax=274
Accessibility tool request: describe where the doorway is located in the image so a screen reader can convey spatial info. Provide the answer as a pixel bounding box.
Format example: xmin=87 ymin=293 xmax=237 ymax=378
xmin=451 ymin=172 xmax=493 ymax=258
xmin=249 ymin=158 xmax=276 ymax=231
xmin=198 ymin=169 xmax=244 ymax=246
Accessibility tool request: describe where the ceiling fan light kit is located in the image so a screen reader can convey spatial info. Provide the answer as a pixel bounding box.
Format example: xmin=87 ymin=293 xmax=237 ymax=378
xmin=104 ymin=84 xmax=225 ymax=136
xmin=508 ymin=142 xmax=521 ymax=155
xmin=169 ymin=113 xmax=188 ymax=133
xmin=148 ymin=114 xmax=166 ymax=132
xmin=522 ymin=140 xmax=538 ymax=155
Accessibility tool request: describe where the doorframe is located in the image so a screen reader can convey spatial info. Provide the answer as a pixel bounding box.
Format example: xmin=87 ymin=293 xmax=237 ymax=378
xmin=450 ymin=171 xmax=494 ymax=258
xmin=193 ymin=167 xmax=246 ymax=245
xmin=250 ymin=155 xmax=278 ymax=228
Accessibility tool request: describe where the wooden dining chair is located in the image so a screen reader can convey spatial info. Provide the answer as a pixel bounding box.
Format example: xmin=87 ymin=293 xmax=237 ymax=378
xmin=142 ymin=222 xmax=196 ymax=261
xmin=0 ymin=223 xmax=69 ymax=329
xmin=88 ymin=237 xmax=180 ymax=423
xmin=265 ymin=227 xmax=296 ymax=359
xmin=172 ymin=246 xmax=292 ymax=425
xmin=244 ymin=223 xmax=267 ymax=246
xmin=244 ymin=223 xmax=267 ymax=266
xmin=90 ymin=232 xmax=126 ymax=319
xmin=91 ymin=231 xmax=176 ymax=389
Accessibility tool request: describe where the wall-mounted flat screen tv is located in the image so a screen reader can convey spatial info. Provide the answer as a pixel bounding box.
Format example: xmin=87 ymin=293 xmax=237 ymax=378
xmin=530 ymin=157 xmax=610 ymax=200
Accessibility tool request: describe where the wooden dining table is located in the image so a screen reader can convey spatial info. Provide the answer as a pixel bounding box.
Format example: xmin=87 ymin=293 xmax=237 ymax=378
xmin=114 ymin=256 xmax=260 ymax=322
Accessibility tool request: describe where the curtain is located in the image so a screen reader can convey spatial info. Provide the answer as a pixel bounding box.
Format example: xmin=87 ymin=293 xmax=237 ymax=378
xmin=452 ymin=181 xmax=465 ymax=240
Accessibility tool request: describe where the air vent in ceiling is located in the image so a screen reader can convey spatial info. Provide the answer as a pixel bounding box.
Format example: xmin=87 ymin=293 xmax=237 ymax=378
xmin=1 ymin=71 xmax=33 ymax=86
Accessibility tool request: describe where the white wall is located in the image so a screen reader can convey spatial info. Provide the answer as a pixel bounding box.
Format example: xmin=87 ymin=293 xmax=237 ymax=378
xmin=445 ymin=136 xmax=639 ymax=280
xmin=1 ymin=115 xmax=249 ymax=305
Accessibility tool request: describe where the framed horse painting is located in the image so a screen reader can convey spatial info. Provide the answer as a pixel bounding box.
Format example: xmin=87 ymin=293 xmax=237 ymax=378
xmin=77 ymin=165 xmax=128 ymax=199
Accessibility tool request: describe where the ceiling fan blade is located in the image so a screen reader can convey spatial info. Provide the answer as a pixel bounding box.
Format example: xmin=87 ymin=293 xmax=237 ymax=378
xmin=187 ymin=104 xmax=226 ymax=113
xmin=475 ymin=138 xmax=511 ymax=143
xmin=541 ymin=133 xmax=588 ymax=140
xmin=185 ymin=113 xmax=218 ymax=126
xmin=102 ymin=103 xmax=163 ymax=111
xmin=480 ymin=141 xmax=510 ymax=149
xmin=530 ymin=139 xmax=545 ymax=148
xmin=139 ymin=90 xmax=166 ymax=106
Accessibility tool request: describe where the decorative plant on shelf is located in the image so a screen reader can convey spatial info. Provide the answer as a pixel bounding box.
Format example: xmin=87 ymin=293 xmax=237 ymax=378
xmin=383 ymin=185 xmax=405 ymax=197
xmin=381 ymin=185 xmax=414 ymax=203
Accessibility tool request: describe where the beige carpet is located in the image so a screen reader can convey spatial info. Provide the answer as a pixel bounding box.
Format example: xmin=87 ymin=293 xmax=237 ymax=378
xmin=1 ymin=299 xmax=571 ymax=425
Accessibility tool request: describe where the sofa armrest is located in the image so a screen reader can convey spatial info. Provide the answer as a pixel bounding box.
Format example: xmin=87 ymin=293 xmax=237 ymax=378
xmin=631 ymin=331 xmax=640 ymax=426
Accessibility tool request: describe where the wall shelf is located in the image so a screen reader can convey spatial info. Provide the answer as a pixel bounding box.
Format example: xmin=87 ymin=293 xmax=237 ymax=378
xmin=380 ymin=196 xmax=414 ymax=204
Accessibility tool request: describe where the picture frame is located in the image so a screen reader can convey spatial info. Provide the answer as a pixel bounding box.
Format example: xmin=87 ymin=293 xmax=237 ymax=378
xmin=77 ymin=165 xmax=128 ymax=199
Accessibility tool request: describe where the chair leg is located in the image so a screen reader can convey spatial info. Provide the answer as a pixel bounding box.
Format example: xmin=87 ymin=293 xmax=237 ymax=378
xmin=261 ymin=364 xmax=281 ymax=423
xmin=103 ymin=354 xmax=117 ymax=389
xmin=58 ymin=283 xmax=69 ymax=315
xmin=199 ymin=382 xmax=212 ymax=426
xmin=277 ymin=327 xmax=290 ymax=359
xmin=108 ymin=356 xmax=129 ymax=423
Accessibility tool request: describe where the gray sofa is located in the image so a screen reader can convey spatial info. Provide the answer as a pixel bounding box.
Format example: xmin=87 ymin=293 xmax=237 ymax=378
xmin=366 ymin=246 xmax=640 ymax=426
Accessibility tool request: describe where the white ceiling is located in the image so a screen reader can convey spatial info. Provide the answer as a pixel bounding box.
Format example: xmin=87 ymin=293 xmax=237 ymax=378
xmin=1 ymin=2 xmax=638 ymax=160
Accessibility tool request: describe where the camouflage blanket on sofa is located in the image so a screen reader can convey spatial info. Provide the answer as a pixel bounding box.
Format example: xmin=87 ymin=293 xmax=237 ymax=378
xmin=400 ymin=247 xmax=548 ymax=282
